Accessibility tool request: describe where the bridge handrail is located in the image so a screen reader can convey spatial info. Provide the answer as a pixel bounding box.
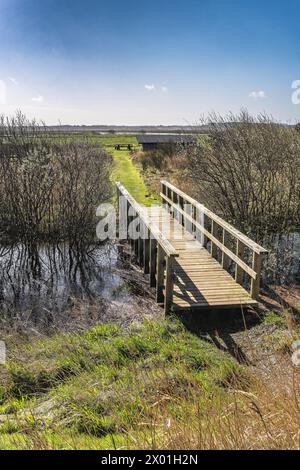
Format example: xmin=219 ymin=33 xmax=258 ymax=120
xmin=160 ymin=180 xmax=268 ymax=300
xmin=116 ymin=182 xmax=178 ymax=258
xmin=161 ymin=180 xmax=267 ymax=255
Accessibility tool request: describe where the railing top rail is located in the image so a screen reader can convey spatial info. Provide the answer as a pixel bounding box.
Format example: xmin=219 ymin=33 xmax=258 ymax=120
xmin=161 ymin=180 xmax=268 ymax=255
xmin=116 ymin=182 xmax=178 ymax=257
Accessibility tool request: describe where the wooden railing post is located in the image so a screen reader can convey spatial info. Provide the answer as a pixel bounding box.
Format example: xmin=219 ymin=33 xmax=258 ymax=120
xmin=138 ymin=219 xmax=143 ymax=266
xmin=203 ymin=214 xmax=209 ymax=248
xmin=251 ymin=252 xmax=262 ymax=300
xmin=127 ymin=200 xmax=130 ymax=241
xmin=127 ymin=203 xmax=134 ymax=256
xmin=184 ymin=202 xmax=193 ymax=236
xmin=182 ymin=199 xmax=188 ymax=230
xmin=118 ymin=191 xmax=128 ymax=240
xmin=156 ymin=244 xmax=165 ymax=304
xmin=129 ymin=208 xmax=139 ymax=259
xmin=143 ymin=227 xmax=150 ymax=274
xmin=194 ymin=204 xmax=204 ymax=245
xmin=167 ymin=186 xmax=173 ymax=213
xmin=116 ymin=186 xmax=120 ymax=239
xmin=150 ymin=237 xmax=157 ymax=287
xmin=235 ymin=240 xmax=245 ymax=285
xmin=179 ymin=196 xmax=184 ymax=228
xmin=161 ymin=182 xmax=166 ymax=204
xmin=133 ymin=211 xmax=139 ymax=258
xmin=222 ymin=229 xmax=230 ymax=270
xmin=211 ymin=220 xmax=218 ymax=258
xmin=164 ymin=255 xmax=175 ymax=314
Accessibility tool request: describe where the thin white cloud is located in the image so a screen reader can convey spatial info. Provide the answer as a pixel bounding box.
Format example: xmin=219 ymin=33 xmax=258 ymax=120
xmin=32 ymin=95 xmax=44 ymax=103
xmin=249 ymin=90 xmax=266 ymax=99
xmin=8 ymin=77 xmax=18 ymax=85
xmin=144 ymin=84 xmax=156 ymax=91
xmin=144 ymin=84 xmax=169 ymax=93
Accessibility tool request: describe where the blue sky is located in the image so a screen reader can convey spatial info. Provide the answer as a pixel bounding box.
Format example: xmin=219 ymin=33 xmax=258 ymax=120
xmin=0 ymin=0 xmax=299 ymax=124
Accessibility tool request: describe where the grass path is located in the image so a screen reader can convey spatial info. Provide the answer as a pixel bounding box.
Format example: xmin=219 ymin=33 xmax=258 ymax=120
xmin=99 ymin=135 xmax=160 ymax=206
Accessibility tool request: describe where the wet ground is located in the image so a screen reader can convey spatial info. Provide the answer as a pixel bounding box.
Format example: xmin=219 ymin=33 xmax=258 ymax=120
xmin=0 ymin=242 xmax=162 ymax=334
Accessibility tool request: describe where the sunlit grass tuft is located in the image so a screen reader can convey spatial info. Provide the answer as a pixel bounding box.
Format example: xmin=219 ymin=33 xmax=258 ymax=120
xmin=0 ymin=318 xmax=246 ymax=449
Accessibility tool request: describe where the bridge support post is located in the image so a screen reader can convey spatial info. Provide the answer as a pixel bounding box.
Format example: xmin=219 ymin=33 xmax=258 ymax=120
xmin=138 ymin=220 xmax=144 ymax=266
xmin=116 ymin=187 xmax=120 ymax=239
xmin=235 ymin=240 xmax=245 ymax=285
xmin=143 ymin=228 xmax=150 ymax=274
xmin=156 ymin=245 xmax=165 ymax=304
xmin=251 ymin=252 xmax=262 ymax=300
xmin=118 ymin=192 xmax=128 ymax=240
xmin=132 ymin=212 xmax=138 ymax=259
xmin=164 ymin=256 xmax=175 ymax=315
xmin=149 ymin=238 xmax=157 ymax=287
xmin=211 ymin=220 xmax=218 ymax=258
xmin=222 ymin=229 xmax=230 ymax=270
xmin=128 ymin=206 xmax=134 ymax=258
xmin=134 ymin=235 xmax=138 ymax=259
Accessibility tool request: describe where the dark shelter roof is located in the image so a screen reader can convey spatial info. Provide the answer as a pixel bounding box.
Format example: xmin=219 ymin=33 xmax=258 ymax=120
xmin=137 ymin=134 xmax=196 ymax=144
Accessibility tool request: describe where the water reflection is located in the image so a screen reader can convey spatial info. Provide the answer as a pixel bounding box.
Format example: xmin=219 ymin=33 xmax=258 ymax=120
xmin=263 ymin=232 xmax=300 ymax=284
xmin=0 ymin=232 xmax=299 ymax=329
xmin=0 ymin=243 xmax=127 ymax=326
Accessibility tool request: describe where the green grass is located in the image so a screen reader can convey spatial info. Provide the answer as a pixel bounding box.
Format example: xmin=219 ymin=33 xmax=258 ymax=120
xmin=0 ymin=429 xmax=126 ymax=450
xmin=98 ymin=135 xmax=159 ymax=206
xmin=262 ymin=311 xmax=286 ymax=327
xmin=110 ymin=148 xmax=159 ymax=205
xmin=0 ymin=319 xmax=246 ymax=450
xmin=262 ymin=311 xmax=300 ymax=353
xmin=98 ymin=134 xmax=138 ymax=147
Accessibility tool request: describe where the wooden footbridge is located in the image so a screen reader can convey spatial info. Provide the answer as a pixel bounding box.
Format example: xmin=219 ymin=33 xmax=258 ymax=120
xmin=116 ymin=181 xmax=268 ymax=314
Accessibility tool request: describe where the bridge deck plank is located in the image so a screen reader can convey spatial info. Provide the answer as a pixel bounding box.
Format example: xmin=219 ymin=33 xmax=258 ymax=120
xmin=144 ymin=206 xmax=257 ymax=310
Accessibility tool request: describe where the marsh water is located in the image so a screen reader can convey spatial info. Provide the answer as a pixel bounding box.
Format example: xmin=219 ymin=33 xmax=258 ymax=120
xmin=263 ymin=232 xmax=300 ymax=285
xmin=0 ymin=242 xmax=131 ymax=329
xmin=0 ymin=232 xmax=299 ymax=329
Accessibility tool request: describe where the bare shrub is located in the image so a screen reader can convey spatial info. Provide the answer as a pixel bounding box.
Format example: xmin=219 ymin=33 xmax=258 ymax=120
xmin=51 ymin=142 xmax=112 ymax=245
xmin=0 ymin=112 xmax=112 ymax=245
xmin=186 ymin=111 xmax=300 ymax=241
